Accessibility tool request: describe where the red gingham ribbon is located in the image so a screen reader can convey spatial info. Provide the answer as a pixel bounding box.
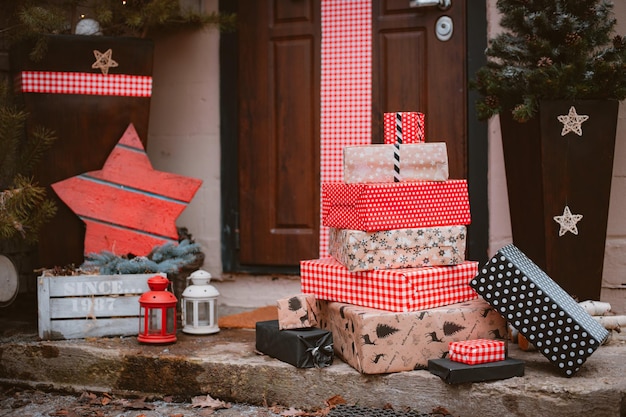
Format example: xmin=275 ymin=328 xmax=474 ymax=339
xmin=16 ymin=71 xmax=152 ymax=97
xmin=449 ymin=339 xmax=506 ymax=365
xmin=300 ymin=257 xmax=478 ymax=312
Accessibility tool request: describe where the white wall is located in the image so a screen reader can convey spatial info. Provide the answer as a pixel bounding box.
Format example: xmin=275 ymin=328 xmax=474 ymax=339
xmin=486 ymin=0 xmax=626 ymax=313
xmin=148 ymin=0 xmax=223 ymax=277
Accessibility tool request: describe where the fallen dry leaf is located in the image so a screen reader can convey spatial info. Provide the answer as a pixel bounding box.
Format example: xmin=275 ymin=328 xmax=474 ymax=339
xmin=191 ymin=394 xmax=230 ymax=410
xmin=325 ymin=395 xmax=346 ymax=407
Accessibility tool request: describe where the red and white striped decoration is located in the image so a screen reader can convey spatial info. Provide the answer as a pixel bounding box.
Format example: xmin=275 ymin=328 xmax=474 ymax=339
xmin=15 ymin=71 xmax=152 ymax=97
xmin=393 ymin=113 xmax=403 ymax=182
xmin=320 ymin=0 xmax=372 ymax=254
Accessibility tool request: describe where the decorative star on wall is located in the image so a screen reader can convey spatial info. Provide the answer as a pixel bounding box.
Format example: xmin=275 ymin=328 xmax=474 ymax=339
xmin=553 ymin=205 xmax=583 ymax=236
xmin=92 ymin=48 xmax=119 ymax=75
xmin=557 ymin=106 xmax=589 ymax=136
xmin=51 ymin=124 xmax=202 ymax=256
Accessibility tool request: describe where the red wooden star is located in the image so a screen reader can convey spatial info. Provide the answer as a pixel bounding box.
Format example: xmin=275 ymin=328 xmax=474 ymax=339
xmin=51 ymin=124 xmax=202 ymax=256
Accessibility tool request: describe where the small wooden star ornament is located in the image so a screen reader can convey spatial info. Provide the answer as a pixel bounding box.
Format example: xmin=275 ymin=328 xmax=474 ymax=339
xmin=557 ymin=106 xmax=589 ymax=136
xmin=553 ymin=205 xmax=583 ymax=236
xmin=92 ymin=48 xmax=118 ymax=75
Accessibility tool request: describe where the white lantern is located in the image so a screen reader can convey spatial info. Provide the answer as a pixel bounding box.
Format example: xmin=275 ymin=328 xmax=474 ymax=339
xmin=181 ymin=270 xmax=220 ymax=334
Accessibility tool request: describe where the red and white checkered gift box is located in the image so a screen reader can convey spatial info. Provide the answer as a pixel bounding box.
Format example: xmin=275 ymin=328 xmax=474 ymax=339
xmin=449 ymin=339 xmax=506 ymax=365
xmin=300 ymin=257 xmax=478 ymax=312
xmin=383 ymin=112 xmax=425 ymax=144
xmin=322 ymin=180 xmax=471 ymax=231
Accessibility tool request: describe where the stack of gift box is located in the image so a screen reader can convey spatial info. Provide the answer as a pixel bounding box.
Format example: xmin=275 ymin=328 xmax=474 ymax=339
xmin=256 ymin=112 xmax=609 ymax=380
xmin=297 ymin=112 xmax=509 ymax=375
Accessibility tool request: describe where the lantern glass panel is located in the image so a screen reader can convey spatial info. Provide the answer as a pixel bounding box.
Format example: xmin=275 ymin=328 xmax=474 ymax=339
xmin=166 ymin=308 xmax=175 ymax=333
xmin=148 ymin=308 xmax=163 ymax=334
xmin=197 ymin=301 xmax=212 ymax=326
xmin=184 ymin=300 xmax=195 ymax=326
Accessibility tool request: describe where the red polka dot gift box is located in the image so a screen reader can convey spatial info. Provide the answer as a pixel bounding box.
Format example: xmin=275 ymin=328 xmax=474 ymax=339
xmin=383 ymin=112 xmax=425 ymax=144
xmin=470 ymin=244 xmax=610 ymax=377
xmin=449 ymin=338 xmax=506 ymax=365
xmin=321 ymin=180 xmax=471 ymax=232
xmin=300 ymin=257 xmax=478 ymax=313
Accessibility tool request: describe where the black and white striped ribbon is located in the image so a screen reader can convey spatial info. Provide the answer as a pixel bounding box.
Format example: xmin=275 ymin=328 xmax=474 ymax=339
xmin=394 ymin=113 xmax=403 ymax=182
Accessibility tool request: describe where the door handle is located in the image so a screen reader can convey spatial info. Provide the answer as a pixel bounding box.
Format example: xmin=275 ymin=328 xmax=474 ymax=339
xmin=409 ymin=0 xmax=451 ymax=9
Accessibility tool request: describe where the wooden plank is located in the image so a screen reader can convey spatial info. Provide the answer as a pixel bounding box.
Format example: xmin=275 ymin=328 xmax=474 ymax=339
xmin=81 ymin=220 xmax=176 ymax=257
xmin=51 ymin=176 xmax=184 ymax=238
xmin=46 ymin=317 xmax=140 ymax=340
xmin=37 ymin=274 xmax=51 ymax=339
xmin=46 ymin=274 xmax=155 ymax=297
xmin=48 ymin=295 xmax=141 ymax=319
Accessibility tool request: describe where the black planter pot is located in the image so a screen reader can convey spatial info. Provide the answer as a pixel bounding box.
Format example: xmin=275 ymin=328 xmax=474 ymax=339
xmin=10 ymin=35 xmax=154 ymax=269
xmin=499 ymin=100 xmax=618 ymax=301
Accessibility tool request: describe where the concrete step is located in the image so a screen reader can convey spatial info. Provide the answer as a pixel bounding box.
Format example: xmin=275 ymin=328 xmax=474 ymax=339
xmin=0 ymin=325 xmax=625 ymax=416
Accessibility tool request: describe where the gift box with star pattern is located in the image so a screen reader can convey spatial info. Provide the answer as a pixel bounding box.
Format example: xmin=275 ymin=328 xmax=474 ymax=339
xmin=300 ymin=257 xmax=478 ymax=312
xmin=343 ymin=143 xmax=448 ymax=184
xmin=328 ymin=226 xmax=466 ymax=272
xmin=470 ymin=244 xmax=609 ymax=377
xmin=316 ymin=297 xmax=506 ymax=374
xmin=321 ymin=180 xmax=471 ymax=232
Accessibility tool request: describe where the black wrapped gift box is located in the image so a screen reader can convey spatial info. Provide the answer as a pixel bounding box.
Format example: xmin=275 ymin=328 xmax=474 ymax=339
xmin=470 ymin=244 xmax=609 ymax=377
xmin=428 ymin=358 xmax=525 ymax=384
xmin=255 ymin=320 xmax=333 ymax=368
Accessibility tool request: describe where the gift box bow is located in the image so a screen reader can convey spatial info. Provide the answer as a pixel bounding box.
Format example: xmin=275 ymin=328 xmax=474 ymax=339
xmin=301 ymin=332 xmax=334 ymax=368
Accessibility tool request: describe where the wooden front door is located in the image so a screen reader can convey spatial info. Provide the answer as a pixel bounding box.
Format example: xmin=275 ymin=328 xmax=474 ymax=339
xmin=372 ymin=0 xmax=467 ymax=179
xmin=221 ymin=0 xmax=480 ymax=273
xmin=236 ymin=0 xmax=321 ymax=269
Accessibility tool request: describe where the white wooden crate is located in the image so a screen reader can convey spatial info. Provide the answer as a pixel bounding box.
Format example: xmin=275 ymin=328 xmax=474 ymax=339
xmin=37 ymin=273 xmax=166 ymax=340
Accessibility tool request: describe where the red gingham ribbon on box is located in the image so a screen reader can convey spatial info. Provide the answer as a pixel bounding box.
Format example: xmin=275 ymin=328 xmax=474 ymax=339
xmin=322 ymin=179 xmax=471 ymax=231
xmin=449 ymin=339 xmax=506 ymax=365
xmin=15 ymin=71 xmax=152 ymax=97
xmin=300 ymin=257 xmax=478 ymax=312
xmin=319 ymin=0 xmax=372 ymax=254
xmin=384 ymin=112 xmax=425 ymax=144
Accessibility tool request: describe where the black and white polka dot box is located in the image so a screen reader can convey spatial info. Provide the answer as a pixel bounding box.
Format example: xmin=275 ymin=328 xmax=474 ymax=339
xmin=470 ymin=244 xmax=609 ymax=377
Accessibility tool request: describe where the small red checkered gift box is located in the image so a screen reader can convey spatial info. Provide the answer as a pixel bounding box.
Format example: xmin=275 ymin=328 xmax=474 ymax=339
xmin=322 ymin=180 xmax=471 ymax=232
xmin=449 ymin=339 xmax=506 ymax=365
xmin=383 ymin=112 xmax=425 ymax=144
xmin=300 ymin=257 xmax=478 ymax=312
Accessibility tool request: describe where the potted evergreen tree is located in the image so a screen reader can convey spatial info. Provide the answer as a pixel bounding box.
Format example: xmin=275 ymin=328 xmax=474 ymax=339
xmin=472 ymin=0 xmax=626 ymax=301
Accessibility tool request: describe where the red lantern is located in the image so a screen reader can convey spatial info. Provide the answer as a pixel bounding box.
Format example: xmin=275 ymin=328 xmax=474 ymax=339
xmin=138 ymin=275 xmax=177 ymax=344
